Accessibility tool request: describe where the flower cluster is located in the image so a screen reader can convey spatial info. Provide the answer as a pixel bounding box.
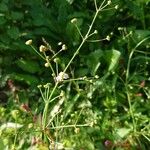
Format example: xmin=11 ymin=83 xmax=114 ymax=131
xmin=55 ymin=72 xmax=69 ymax=83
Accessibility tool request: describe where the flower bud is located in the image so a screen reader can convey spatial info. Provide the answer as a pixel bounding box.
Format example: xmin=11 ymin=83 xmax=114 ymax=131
xmin=37 ymin=85 xmax=42 ymax=88
xmin=39 ymin=45 xmax=47 ymax=52
xmin=62 ymin=44 xmax=67 ymax=50
xmin=58 ymin=42 xmax=62 ymax=46
xmin=94 ymin=30 xmax=98 ymax=34
xmin=71 ymin=18 xmax=77 ymax=24
xmin=115 ymin=5 xmax=119 ymax=9
xmin=107 ymin=0 xmax=111 ymax=5
xmin=53 ymin=58 xmax=60 ymax=63
xmin=25 ymin=39 xmax=32 ymax=45
xmin=106 ymin=35 xmax=110 ymax=41
xmin=44 ymin=62 xmax=50 ymax=67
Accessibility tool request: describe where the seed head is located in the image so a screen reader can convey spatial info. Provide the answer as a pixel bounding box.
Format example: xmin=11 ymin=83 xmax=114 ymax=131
xmin=107 ymin=0 xmax=111 ymax=5
xmin=58 ymin=42 xmax=63 ymax=46
xmin=106 ymin=35 xmax=110 ymax=41
xmin=39 ymin=45 xmax=47 ymax=52
xmin=37 ymin=85 xmax=42 ymax=88
xmin=95 ymin=75 xmax=99 ymax=79
xmin=44 ymin=62 xmax=50 ymax=67
xmin=118 ymin=27 xmax=123 ymax=30
xmin=71 ymin=18 xmax=77 ymax=24
xmin=115 ymin=5 xmax=119 ymax=9
xmin=25 ymin=39 xmax=32 ymax=45
xmin=94 ymin=30 xmax=98 ymax=34
xmin=53 ymin=58 xmax=60 ymax=63
xmin=62 ymin=44 xmax=67 ymax=50
xmin=55 ymin=72 xmax=69 ymax=83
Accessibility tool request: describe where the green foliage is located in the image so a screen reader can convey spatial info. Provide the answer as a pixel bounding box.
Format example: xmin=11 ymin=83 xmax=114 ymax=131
xmin=0 ymin=0 xmax=150 ymax=149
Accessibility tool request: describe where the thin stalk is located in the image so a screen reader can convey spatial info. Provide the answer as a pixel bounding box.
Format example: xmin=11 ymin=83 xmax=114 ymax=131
xmin=125 ymin=85 xmax=136 ymax=132
xmin=126 ymin=37 xmax=150 ymax=83
xmin=41 ymin=0 xmax=111 ymax=141
xmin=51 ymin=49 xmax=63 ymax=60
xmin=63 ymin=39 xmax=85 ymax=73
xmin=75 ymin=24 xmax=84 ymax=39
xmin=63 ymin=1 xmax=106 ymax=73
xmin=48 ymin=62 xmax=56 ymax=78
xmin=142 ymin=134 xmax=150 ymax=142
xmin=49 ymin=123 xmax=90 ymax=129
xmin=94 ymin=0 xmax=98 ymax=11
xmin=13 ymin=122 xmax=18 ymax=149
xmin=39 ymin=87 xmax=46 ymax=102
xmin=31 ymin=45 xmax=45 ymax=60
xmin=125 ymin=37 xmax=150 ymax=133
xmin=42 ymin=82 xmax=58 ymax=129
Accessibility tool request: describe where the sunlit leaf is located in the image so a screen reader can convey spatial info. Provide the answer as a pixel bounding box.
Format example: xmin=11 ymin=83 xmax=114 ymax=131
xmin=116 ymin=128 xmax=131 ymax=138
xmin=16 ymin=59 xmax=40 ymax=74
xmin=104 ymin=50 xmax=121 ymax=72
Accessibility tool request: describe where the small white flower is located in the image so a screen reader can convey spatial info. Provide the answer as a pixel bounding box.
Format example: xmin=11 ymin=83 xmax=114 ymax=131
xmin=55 ymin=72 xmax=69 ymax=82
xmin=106 ymin=35 xmax=110 ymax=41
xmin=62 ymin=44 xmax=67 ymax=50
xmin=44 ymin=62 xmax=50 ymax=67
xmin=25 ymin=39 xmax=32 ymax=45
xmin=115 ymin=5 xmax=119 ymax=9
xmin=39 ymin=45 xmax=47 ymax=52
xmin=71 ymin=18 xmax=77 ymax=24
xmin=94 ymin=30 xmax=98 ymax=34
xmin=107 ymin=0 xmax=111 ymax=5
xmin=58 ymin=42 xmax=62 ymax=46
xmin=118 ymin=27 xmax=123 ymax=30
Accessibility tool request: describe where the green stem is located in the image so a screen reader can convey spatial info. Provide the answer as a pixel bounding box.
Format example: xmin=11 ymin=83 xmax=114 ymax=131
xmin=63 ymin=3 xmax=102 ymax=73
xmin=31 ymin=45 xmax=45 ymax=60
xmin=49 ymin=123 xmax=90 ymax=129
xmin=125 ymin=85 xmax=136 ymax=132
xmin=126 ymin=37 xmax=150 ymax=83
xmin=125 ymin=37 xmax=150 ymax=133
xmin=41 ymin=0 xmax=110 ymax=141
xmin=42 ymin=82 xmax=58 ymax=129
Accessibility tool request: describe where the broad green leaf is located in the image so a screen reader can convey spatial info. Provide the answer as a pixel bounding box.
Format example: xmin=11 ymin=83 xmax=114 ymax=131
xmin=7 ymin=27 xmax=20 ymax=39
xmin=116 ymin=128 xmax=131 ymax=138
xmin=136 ymin=0 xmax=150 ymax=4
xmin=133 ymin=30 xmax=150 ymax=42
xmin=0 ymin=3 xmax=8 ymax=12
xmin=16 ymin=59 xmax=40 ymax=74
xmin=75 ymin=68 xmax=89 ymax=77
xmin=12 ymin=73 xmax=39 ymax=85
xmin=104 ymin=50 xmax=121 ymax=72
xmin=0 ymin=16 xmax=6 ymax=25
xmin=0 ymin=138 xmax=5 ymax=150
xmin=64 ymin=93 xmax=80 ymax=119
xmin=86 ymin=49 xmax=103 ymax=75
xmin=126 ymin=1 xmax=143 ymax=19
xmin=11 ymin=11 xmax=24 ymax=20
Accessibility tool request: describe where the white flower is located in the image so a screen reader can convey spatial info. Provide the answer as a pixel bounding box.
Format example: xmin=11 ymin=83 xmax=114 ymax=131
xmin=62 ymin=44 xmax=67 ymax=50
xmin=106 ymin=35 xmax=110 ymax=41
xmin=55 ymin=72 xmax=69 ymax=82
xmin=107 ymin=0 xmax=111 ymax=5
xmin=115 ymin=5 xmax=119 ymax=9
xmin=25 ymin=39 xmax=32 ymax=45
xmin=39 ymin=45 xmax=47 ymax=52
